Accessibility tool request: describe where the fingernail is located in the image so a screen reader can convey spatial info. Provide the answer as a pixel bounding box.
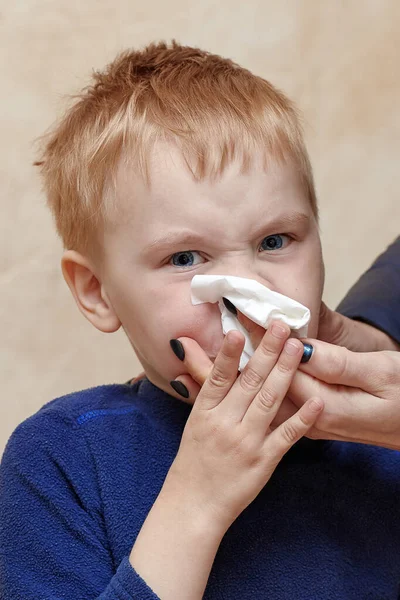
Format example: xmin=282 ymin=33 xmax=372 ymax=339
xmin=170 ymin=339 xmax=185 ymax=361
xmin=170 ymin=380 xmax=189 ymax=398
xmin=301 ymin=343 xmax=314 ymax=363
xmin=222 ymin=297 xmax=237 ymax=316
xmin=271 ymin=322 xmax=288 ymax=339
xmin=285 ymin=339 xmax=301 ymax=355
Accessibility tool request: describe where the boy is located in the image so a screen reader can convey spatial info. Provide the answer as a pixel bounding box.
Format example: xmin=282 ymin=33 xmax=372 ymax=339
xmin=1 ymin=42 xmax=400 ymax=599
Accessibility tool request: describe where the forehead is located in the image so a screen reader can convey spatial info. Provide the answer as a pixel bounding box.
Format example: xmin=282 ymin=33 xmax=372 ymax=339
xmin=114 ymin=142 xmax=310 ymax=227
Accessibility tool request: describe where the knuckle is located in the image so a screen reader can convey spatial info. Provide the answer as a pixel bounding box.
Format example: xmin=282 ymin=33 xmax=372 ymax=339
xmin=281 ymin=420 xmax=300 ymax=444
xmin=258 ymin=339 xmax=280 ymax=360
xmin=256 ymin=386 xmax=277 ymax=411
xmin=385 ymin=354 xmax=400 ymax=383
xmin=297 ymin=410 xmax=312 ymax=429
xmin=209 ymin=365 xmax=230 ymax=389
xmin=239 ymin=367 xmax=264 ymax=392
xmin=197 ymin=412 xmax=231 ymax=445
xmin=276 ymin=358 xmax=293 ymax=375
xmin=210 ymin=415 xmax=231 ymax=438
xmin=330 ymin=351 xmax=349 ymax=380
xmin=234 ymin=434 xmax=257 ymax=460
xmin=374 ymin=353 xmax=398 ymax=389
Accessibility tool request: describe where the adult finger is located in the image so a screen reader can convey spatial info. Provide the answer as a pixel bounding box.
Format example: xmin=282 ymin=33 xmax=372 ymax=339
xmin=298 ymin=339 xmax=397 ymax=392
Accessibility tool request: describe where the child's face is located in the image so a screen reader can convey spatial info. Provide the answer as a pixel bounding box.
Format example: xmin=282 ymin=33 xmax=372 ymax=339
xmin=100 ymin=144 xmax=324 ymax=396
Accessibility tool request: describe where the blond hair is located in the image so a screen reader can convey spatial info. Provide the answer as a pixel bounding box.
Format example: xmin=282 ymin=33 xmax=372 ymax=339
xmin=35 ymin=41 xmax=317 ymax=252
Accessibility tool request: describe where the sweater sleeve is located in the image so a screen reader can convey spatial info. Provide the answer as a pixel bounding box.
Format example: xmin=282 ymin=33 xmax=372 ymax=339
xmin=0 ymin=412 xmax=160 ymax=600
xmin=336 ymin=236 xmax=400 ymax=345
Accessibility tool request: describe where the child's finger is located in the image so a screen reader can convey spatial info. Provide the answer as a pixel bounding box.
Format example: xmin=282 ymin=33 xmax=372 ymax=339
xmin=288 ymin=369 xmax=325 ymax=409
xmin=218 ymin=321 xmax=291 ymax=419
xmin=242 ymin=337 xmax=304 ymax=437
xmin=195 ymin=330 xmax=245 ymax=410
xmin=269 ymin=396 xmax=298 ymax=430
xmin=169 ymin=374 xmax=201 ymax=401
xmin=174 ymin=337 xmax=213 ymax=386
xmin=265 ymin=398 xmax=324 ymax=463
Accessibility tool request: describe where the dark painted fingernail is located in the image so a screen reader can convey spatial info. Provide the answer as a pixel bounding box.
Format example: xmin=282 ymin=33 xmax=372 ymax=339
xmin=223 ymin=297 xmax=237 ymax=316
xmin=301 ymin=343 xmax=314 ymax=363
xmin=170 ymin=380 xmax=189 ymax=398
xmin=170 ymin=339 xmax=185 ymax=361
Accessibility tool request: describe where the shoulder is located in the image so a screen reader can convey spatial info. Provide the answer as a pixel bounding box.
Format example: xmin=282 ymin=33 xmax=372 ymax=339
xmin=38 ymin=382 xmax=138 ymax=424
xmin=1 ymin=384 xmax=140 ymax=467
xmin=0 ymin=384 xmax=151 ymax=511
xmin=1 ymin=378 xmax=190 ymax=493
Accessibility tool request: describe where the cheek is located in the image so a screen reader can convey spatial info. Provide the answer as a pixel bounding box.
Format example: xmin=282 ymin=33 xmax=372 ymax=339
xmin=124 ymin=284 xmax=225 ymax=373
xmin=165 ymin=301 xmax=225 ymax=358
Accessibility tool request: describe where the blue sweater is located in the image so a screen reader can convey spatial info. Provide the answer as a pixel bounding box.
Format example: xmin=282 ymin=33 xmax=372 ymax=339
xmin=1 ymin=377 xmax=400 ymax=600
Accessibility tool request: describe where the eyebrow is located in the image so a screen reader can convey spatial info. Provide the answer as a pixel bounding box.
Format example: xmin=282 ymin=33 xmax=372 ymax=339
xmin=141 ymin=212 xmax=311 ymax=257
xmin=140 ymin=231 xmax=209 ymax=257
xmin=250 ymin=211 xmax=311 ymax=237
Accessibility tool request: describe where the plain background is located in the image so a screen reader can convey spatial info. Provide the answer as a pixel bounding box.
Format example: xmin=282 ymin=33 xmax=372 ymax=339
xmin=1 ymin=1 xmax=399 ymax=455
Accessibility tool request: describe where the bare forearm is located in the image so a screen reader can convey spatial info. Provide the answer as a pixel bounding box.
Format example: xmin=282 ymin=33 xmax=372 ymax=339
xmin=130 ymin=475 xmax=225 ymax=600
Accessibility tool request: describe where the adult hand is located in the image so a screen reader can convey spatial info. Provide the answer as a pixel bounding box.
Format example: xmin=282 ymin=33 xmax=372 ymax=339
xmin=318 ymin=301 xmax=400 ymax=352
xmin=285 ymin=340 xmax=400 ymax=449
xmin=171 ymin=310 xmax=400 ymax=450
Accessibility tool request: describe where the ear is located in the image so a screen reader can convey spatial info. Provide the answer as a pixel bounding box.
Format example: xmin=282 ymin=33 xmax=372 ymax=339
xmin=62 ymin=250 xmax=121 ymax=333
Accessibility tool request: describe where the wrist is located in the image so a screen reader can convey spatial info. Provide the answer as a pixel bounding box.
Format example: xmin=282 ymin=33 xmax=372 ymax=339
xmin=162 ymin=464 xmax=231 ymax=539
xmin=130 ymin=473 xmax=226 ymax=600
xmin=356 ymin=320 xmax=400 ymax=352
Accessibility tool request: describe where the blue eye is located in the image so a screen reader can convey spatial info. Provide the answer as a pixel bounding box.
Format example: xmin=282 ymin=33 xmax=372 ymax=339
xmin=170 ymin=251 xmax=203 ymax=268
xmin=259 ymin=234 xmax=289 ymax=252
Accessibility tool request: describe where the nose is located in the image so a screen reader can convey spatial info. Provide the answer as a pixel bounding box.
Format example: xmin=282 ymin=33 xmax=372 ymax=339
xmin=207 ymin=260 xmax=275 ymax=292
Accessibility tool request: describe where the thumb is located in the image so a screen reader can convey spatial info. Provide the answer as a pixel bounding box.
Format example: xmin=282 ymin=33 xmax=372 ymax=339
xmin=318 ymin=301 xmax=380 ymax=352
xmin=175 ymin=337 xmax=214 ymax=386
xmin=298 ymin=338 xmax=392 ymax=392
xmin=169 ymin=337 xmax=214 ymax=403
xmin=317 ymin=301 xmax=351 ymax=347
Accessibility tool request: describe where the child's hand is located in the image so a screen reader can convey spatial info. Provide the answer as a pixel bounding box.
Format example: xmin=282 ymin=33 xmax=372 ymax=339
xmin=167 ymin=323 xmax=323 ymax=534
xmin=169 ymin=310 xmax=300 ymax=427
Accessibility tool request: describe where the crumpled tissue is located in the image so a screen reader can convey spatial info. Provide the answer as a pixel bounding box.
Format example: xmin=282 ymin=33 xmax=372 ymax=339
xmin=191 ymin=274 xmax=311 ymax=370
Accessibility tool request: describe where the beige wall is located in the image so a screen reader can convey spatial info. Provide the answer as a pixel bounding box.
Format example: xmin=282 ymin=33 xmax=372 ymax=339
xmin=1 ymin=1 xmax=400 ymax=455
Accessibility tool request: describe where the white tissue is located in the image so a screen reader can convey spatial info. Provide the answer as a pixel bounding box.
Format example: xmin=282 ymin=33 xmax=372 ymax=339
xmin=191 ymin=275 xmax=311 ymax=371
